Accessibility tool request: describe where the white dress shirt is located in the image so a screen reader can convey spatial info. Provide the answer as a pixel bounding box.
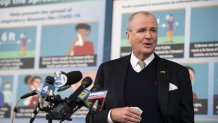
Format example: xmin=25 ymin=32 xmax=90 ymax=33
xmin=130 ymin=53 xmax=155 ymax=72
xmin=107 ymin=53 xmax=155 ymax=123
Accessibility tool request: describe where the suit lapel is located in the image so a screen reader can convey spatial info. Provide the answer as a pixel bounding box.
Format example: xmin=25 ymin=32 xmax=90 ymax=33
xmin=156 ymin=54 xmax=169 ymax=119
xmin=114 ymin=55 xmax=130 ymax=107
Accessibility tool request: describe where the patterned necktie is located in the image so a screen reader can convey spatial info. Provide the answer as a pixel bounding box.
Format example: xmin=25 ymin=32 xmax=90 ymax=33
xmin=138 ymin=60 xmax=145 ymax=70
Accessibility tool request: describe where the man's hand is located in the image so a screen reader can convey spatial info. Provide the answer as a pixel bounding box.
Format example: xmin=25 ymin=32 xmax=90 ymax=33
xmin=111 ymin=107 xmax=142 ymax=123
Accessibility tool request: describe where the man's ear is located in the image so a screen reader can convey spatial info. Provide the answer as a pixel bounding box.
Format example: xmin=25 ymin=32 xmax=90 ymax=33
xmin=126 ymin=31 xmax=131 ymax=43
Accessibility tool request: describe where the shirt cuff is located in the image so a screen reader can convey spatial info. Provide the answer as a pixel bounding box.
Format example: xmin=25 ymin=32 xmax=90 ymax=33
xmin=107 ymin=109 xmax=114 ymax=123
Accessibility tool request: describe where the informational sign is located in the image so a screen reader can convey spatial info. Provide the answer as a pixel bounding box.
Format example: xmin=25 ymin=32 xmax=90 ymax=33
xmin=0 ymin=0 xmax=105 ymax=122
xmin=190 ymin=6 xmax=218 ymax=58
xmin=0 ymin=27 xmax=36 ymax=70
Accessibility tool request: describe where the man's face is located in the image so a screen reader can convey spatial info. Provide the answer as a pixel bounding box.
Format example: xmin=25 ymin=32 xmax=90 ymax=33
xmin=126 ymin=14 xmax=158 ymax=59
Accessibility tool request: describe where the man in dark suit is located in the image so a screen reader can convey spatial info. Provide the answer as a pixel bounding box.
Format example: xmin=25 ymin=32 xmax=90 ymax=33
xmin=86 ymin=11 xmax=194 ymax=123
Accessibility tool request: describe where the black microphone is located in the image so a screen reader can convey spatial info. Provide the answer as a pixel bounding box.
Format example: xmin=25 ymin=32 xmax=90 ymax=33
xmin=20 ymin=90 xmax=37 ymax=99
xmin=67 ymin=76 xmax=92 ymax=101
xmin=46 ymin=77 xmax=92 ymax=120
xmin=57 ymin=71 xmax=83 ymax=92
xmin=45 ymin=76 xmax=55 ymax=85
xmin=65 ymin=71 xmax=83 ymax=86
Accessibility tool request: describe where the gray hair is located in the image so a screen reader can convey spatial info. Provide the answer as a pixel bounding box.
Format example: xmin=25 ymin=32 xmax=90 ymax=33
xmin=127 ymin=11 xmax=157 ymax=31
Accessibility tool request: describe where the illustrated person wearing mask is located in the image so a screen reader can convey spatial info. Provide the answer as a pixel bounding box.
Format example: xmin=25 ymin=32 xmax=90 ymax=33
xmin=67 ymin=23 xmax=94 ymax=56
xmin=3 ymin=81 xmax=13 ymax=106
xmin=86 ymin=11 xmax=194 ymax=123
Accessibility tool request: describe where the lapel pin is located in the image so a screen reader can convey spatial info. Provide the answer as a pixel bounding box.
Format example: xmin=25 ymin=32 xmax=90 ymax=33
xmin=160 ymin=70 xmax=166 ymax=74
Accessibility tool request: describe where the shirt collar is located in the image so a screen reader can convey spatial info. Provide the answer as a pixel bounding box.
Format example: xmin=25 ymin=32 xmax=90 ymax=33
xmin=130 ymin=52 xmax=155 ymax=68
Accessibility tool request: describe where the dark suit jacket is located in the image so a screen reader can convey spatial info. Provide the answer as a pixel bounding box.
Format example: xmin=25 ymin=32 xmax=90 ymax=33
xmin=86 ymin=54 xmax=194 ymax=123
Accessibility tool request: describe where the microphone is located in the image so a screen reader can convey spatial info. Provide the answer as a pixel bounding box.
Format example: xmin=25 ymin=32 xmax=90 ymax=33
xmin=65 ymin=71 xmax=83 ymax=86
xmin=87 ymin=85 xmax=107 ymax=111
xmin=77 ymin=85 xmax=107 ymax=111
xmin=20 ymin=90 xmax=38 ymax=99
xmin=46 ymin=76 xmax=92 ymax=120
xmin=56 ymin=71 xmax=83 ymax=92
xmin=19 ymin=72 xmax=83 ymax=123
xmin=57 ymin=85 xmax=71 ymax=92
xmin=53 ymin=71 xmax=67 ymax=88
xmin=67 ymin=76 xmax=92 ymax=101
xmin=45 ymin=76 xmax=55 ymax=85
xmin=86 ymin=85 xmax=107 ymax=123
xmin=89 ymin=85 xmax=101 ymax=111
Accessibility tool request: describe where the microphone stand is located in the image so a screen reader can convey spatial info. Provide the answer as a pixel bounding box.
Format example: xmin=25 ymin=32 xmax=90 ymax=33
xmin=30 ymin=95 xmax=57 ymax=123
xmin=30 ymin=103 xmax=40 ymax=123
xmin=48 ymin=119 xmax=52 ymax=123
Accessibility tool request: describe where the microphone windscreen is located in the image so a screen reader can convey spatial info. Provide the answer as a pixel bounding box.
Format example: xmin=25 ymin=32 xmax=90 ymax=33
xmin=65 ymin=71 xmax=83 ymax=86
xmin=45 ymin=76 xmax=55 ymax=85
xmin=81 ymin=77 xmax=92 ymax=88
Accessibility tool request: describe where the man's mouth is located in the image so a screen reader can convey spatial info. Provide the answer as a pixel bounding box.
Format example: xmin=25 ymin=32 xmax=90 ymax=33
xmin=142 ymin=42 xmax=153 ymax=47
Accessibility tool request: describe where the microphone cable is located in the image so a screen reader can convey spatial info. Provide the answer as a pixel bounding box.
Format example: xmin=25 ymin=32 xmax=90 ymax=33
xmin=11 ymin=98 xmax=21 ymax=123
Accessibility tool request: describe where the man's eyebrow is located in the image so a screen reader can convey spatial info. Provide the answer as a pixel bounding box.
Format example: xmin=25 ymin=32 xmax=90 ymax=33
xmin=136 ymin=26 xmax=157 ymax=30
xmin=151 ymin=27 xmax=157 ymax=29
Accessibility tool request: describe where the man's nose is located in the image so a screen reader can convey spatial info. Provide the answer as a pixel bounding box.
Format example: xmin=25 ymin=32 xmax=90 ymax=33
xmin=144 ymin=31 xmax=151 ymax=39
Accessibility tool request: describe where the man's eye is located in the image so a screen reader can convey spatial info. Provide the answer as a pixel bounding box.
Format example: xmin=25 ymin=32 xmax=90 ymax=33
xmin=137 ymin=29 xmax=146 ymax=33
xmin=151 ymin=28 xmax=157 ymax=32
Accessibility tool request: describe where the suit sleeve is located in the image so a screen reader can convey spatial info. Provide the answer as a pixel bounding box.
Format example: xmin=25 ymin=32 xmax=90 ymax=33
xmin=86 ymin=63 xmax=111 ymax=123
xmin=179 ymin=68 xmax=194 ymax=123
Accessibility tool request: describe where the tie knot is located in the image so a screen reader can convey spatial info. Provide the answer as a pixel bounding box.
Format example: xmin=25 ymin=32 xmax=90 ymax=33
xmin=138 ymin=60 xmax=145 ymax=70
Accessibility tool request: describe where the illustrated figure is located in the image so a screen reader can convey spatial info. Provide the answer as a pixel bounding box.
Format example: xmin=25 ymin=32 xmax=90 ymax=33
xmin=166 ymin=14 xmax=176 ymax=43
xmin=67 ymin=23 xmax=94 ymax=56
xmin=19 ymin=33 xmax=28 ymax=55
xmin=23 ymin=75 xmax=41 ymax=107
xmin=2 ymin=81 xmax=13 ymax=106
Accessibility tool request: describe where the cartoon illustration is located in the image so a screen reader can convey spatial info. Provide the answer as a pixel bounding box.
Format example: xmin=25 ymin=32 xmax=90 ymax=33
xmin=2 ymin=81 xmax=13 ymax=106
xmin=67 ymin=23 xmax=94 ymax=56
xmin=186 ymin=66 xmax=198 ymax=100
xmin=166 ymin=14 xmax=176 ymax=43
xmin=23 ymin=75 xmax=41 ymax=107
xmin=18 ymin=33 xmax=31 ymax=55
